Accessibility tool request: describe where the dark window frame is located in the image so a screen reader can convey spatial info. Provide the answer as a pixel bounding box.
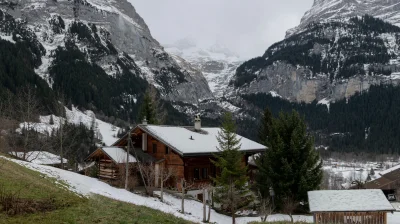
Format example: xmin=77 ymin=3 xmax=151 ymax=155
xmin=165 ymin=146 xmax=169 ymax=154
xmin=152 ymin=143 xmax=157 ymax=153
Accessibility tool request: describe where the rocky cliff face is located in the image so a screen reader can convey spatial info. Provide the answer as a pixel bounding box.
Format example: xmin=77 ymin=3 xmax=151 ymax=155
xmin=0 ymin=0 xmax=213 ymax=105
xmin=287 ymin=0 xmax=400 ymax=37
xmin=233 ymin=3 xmax=400 ymax=104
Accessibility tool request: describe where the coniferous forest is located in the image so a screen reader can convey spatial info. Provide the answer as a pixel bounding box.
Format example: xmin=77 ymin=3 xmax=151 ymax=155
xmin=243 ymin=84 xmax=400 ymax=154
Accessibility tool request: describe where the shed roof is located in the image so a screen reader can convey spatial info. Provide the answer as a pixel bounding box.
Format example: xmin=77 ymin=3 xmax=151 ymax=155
xmin=308 ymin=190 xmax=395 ymax=212
xmin=380 ymin=164 xmax=400 ymax=176
xmin=87 ymin=147 xmax=137 ymax=164
xmin=137 ymin=125 xmax=267 ymax=156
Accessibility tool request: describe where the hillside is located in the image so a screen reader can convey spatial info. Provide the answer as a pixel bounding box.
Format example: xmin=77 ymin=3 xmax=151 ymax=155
xmin=0 ymin=156 xmax=315 ymax=223
xmin=0 ymin=156 xmax=192 ymax=224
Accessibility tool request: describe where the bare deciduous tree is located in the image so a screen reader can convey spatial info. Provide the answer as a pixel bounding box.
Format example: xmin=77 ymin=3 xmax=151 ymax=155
xmin=197 ymin=183 xmax=213 ymax=223
xmin=159 ymin=166 xmax=175 ymax=202
xmin=258 ymin=192 xmax=274 ymax=222
xmin=282 ymin=196 xmax=299 ymax=223
xmin=6 ymin=87 xmax=51 ymax=162
xmin=180 ymin=178 xmax=195 ymax=214
xmin=141 ymin=163 xmax=156 ymax=195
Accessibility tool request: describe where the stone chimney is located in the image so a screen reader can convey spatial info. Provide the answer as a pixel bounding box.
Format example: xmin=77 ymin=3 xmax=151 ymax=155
xmin=194 ymin=114 xmax=201 ymax=131
xmin=142 ymin=116 xmax=148 ymax=125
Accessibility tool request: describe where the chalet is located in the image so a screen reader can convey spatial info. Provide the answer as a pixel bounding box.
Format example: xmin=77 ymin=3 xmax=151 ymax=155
xmin=308 ymin=190 xmax=395 ymax=224
xmin=364 ymin=164 xmax=400 ymax=201
xmin=105 ymin=116 xmax=267 ymax=190
xmin=9 ymin=151 xmax=68 ymax=168
xmin=86 ymin=147 xmax=138 ymax=180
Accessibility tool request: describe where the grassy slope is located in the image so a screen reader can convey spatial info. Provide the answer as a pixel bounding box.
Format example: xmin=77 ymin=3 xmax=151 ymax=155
xmin=0 ymin=157 xmax=193 ymax=224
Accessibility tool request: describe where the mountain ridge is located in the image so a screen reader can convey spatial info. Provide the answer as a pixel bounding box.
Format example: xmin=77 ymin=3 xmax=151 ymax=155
xmin=287 ymin=0 xmax=400 ymax=37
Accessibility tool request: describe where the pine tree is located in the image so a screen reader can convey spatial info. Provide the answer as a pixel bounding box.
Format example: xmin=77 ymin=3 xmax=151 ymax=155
xmin=258 ymin=107 xmax=273 ymax=146
xmin=49 ymin=115 xmax=54 ymax=125
xmin=212 ymin=112 xmax=249 ymax=224
xmin=256 ymin=110 xmax=322 ymax=208
xmin=370 ymin=168 xmax=375 ymax=176
xmin=138 ymin=92 xmax=157 ymax=124
xmin=256 ymin=108 xmax=274 ymax=202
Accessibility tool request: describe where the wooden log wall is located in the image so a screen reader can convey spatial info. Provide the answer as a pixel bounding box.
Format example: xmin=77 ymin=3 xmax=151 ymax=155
xmin=314 ymin=211 xmax=387 ymax=224
xmin=98 ymin=159 xmax=119 ymax=180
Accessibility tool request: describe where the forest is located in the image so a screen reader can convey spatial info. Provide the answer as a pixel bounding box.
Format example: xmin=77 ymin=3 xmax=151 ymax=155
xmin=242 ymin=84 xmax=400 ymax=154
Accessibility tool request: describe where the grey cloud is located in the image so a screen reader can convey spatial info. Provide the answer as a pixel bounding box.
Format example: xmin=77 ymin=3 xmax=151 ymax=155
xmin=128 ymin=0 xmax=313 ymax=59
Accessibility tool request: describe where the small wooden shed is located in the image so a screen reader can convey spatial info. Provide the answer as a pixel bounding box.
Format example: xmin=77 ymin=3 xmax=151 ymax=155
xmin=86 ymin=147 xmax=137 ymax=180
xmin=308 ymin=190 xmax=395 ymax=224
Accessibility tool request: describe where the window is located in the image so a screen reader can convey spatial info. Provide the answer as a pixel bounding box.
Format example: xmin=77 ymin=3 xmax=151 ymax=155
xmin=165 ymin=146 xmax=169 ymax=154
xmin=202 ymin=168 xmax=208 ymax=179
xmin=193 ymin=168 xmax=209 ymax=180
xmin=194 ymin=168 xmax=200 ymax=180
xmin=152 ymin=143 xmax=157 ymax=153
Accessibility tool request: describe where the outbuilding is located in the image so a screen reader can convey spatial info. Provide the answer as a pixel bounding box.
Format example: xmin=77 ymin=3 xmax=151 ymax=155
xmin=308 ymin=189 xmax=395 ymax=224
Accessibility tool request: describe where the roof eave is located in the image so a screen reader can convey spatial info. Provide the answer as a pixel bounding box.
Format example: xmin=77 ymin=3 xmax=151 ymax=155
xmin=311 ymin=209 xmax=396 ymax=213
xmin=182 ymin=148 xmax=267 ymax=157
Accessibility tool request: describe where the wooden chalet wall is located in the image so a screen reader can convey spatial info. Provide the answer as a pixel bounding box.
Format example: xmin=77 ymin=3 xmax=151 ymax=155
xmin=314 ymin=211 xmax=387 ymax=224
xmin=145 ymin=134 xmax=185 ymax=186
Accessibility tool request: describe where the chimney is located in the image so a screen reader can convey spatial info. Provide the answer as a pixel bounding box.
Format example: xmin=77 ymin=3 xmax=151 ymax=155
xmin=194 ymin=114 xmax=201 ymax=131
xmin=142 ymin=116 xmax=148 ymax=125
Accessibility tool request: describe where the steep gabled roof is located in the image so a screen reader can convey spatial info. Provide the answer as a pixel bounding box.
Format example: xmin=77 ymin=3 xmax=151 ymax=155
xmin=86 ymin=147 xmax=136 ymax=164
xmin=137 ymin=125 xmax=267 ymax=156
xmin=308 ymin=190 xmax=395 ymax=212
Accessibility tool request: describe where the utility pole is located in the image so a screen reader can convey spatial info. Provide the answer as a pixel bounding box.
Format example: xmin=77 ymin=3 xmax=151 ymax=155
xmin=125 ymin=131 xmax=130 ymax=190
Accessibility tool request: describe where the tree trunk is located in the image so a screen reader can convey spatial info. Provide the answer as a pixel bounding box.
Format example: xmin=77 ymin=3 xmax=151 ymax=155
xmin=290 ymin=214 xmax=293 ymax=223
xmin=203 ymin=188 xmax=206 ymax=222
xmin=160 ymin=175 xmax=164 ymax=202
xmin=181 ymin=179 xmax=185 ymax=214
xmin=60 ymin=119 xmax=64 ymax=170
xmin=125 ymin=133 xmax=130 ymax=190
xmin=232 ymin=211 xmax=235 ymax=224
xmin=207 ymin=189 xmax=211 ymax=222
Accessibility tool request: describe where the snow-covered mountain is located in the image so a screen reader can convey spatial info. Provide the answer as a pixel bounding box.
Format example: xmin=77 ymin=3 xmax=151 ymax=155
xmin=287 ymin=0 xmax=400 ymax=37
xmin=165 ymin=39 xmax=243 ymax=98
xmin=0 ymin=0 xmax=213 ymax=109
xmin=233 ymin=1 xmax=400 ymax=103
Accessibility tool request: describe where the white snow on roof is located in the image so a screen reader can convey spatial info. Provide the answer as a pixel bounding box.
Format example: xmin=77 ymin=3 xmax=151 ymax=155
xmin=380 ymin=164 xmax=400 ymax=176
xmin=102 ymin=147 xmax=136 ymax=164
xmin=308 ymin=190 xmax=395 ymax=212
xmin=141 ymin=125 xmax=266 ymax=155
xmin=9 ymin=151 xmax=67 ymax=165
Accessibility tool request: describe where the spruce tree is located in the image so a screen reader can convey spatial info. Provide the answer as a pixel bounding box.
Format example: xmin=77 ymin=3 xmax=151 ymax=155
xmin=256 ymin=108 xmax=274 ymax=202
xmin=138 ymin=92 xmax=157 ymax=124
xmin=256 ymin=110 xmax=322 ymax=208
xmin=212 ymin=112 xmax=249 ymax=224
xmin=258 ymin=107 xmax=273 ymax=146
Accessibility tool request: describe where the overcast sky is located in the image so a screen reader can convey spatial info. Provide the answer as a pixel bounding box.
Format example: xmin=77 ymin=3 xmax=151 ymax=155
xmin=128 ymin=0 xmax=314 ymax=59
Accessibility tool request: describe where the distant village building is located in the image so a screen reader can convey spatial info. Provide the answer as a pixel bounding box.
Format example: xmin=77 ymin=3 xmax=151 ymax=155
xmin=308 ymin=190 xmax=395 ymax=224
xmin=364 ymin=164 xmax=400 ymax=201
xmin=86 ymin=116 xmax=267 ymax=196
xmin=9 ymin=151 xmax=68 ymax=168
